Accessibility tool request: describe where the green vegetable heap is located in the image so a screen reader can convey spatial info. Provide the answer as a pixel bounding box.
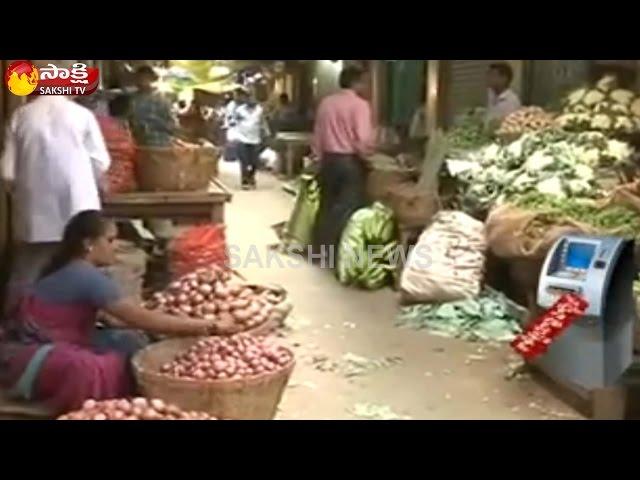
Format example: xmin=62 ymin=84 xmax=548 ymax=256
xmin=337 ymin=202 xmax=397 ymax=290
xmin=446 ymin=108 xmax=492 ymax=151
xmin=396 ymin=288 xmax=523 ymax=342
xmin=514 ymin=192 xmax=640 ymax=239
xmin=452 ymin=129 xmax=633 ymax=213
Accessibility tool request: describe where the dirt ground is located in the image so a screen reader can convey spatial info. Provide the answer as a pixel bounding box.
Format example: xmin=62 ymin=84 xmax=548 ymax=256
xmin=218 ymin=162 xmax=584 ymax=420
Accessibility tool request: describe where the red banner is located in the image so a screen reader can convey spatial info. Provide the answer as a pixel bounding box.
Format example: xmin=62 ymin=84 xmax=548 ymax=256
xmin=511 ymin=293 xmax=589 ymax=360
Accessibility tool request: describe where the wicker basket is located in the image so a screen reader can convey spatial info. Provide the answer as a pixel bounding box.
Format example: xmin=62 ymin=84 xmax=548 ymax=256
xmin=136 ymin=144 xmax=220 ymax=192
xmin=132 ymin=338 xmax=294 ymax=419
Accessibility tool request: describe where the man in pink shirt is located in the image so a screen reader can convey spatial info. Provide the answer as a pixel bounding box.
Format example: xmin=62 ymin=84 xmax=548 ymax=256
xmin=311 ymin=66 xmax=375 ymax=262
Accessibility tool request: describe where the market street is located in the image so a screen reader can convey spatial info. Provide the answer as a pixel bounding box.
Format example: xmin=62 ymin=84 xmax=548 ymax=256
xmin=220 ymin=162 xmax=583 ymax=420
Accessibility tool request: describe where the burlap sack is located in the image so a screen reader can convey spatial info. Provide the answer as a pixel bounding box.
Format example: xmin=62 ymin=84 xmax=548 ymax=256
xmin=366 ymin=168 xmax=417 ymax=203
xmin=606 ymin=181 xmax=640 ymax=214
xmin=400 ymin=211 xmax=486 ymax=304
xmin=485 ymin=203 xmax=593 ymax=260
xmin=384 ymin=181 xmax=440 ymax=228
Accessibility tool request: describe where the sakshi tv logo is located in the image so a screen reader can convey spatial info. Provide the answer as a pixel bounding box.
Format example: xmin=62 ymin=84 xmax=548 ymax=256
xmin=5 ymin=60 xmax=99 ymax=97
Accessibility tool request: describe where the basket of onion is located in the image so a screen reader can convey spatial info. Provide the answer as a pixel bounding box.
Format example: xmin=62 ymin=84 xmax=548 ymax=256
xmin=57 ymin=397 xmax=216 ymax=420
xmin=143 ymin=266 xmax=293 ymax=337
xmin=132 ymin=334 xmax=295 ymax=420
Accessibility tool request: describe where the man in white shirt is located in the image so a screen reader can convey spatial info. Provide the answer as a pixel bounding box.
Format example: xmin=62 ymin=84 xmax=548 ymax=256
xmin=1 ymin=93 xmax=111 ymax=300
xmin=235 ymin=92 xmax=266 ymax=189
xmin=486 ymin=62 xmax=521 ymax=131
xmin=223 ymin=88 xmax=244 ymax=163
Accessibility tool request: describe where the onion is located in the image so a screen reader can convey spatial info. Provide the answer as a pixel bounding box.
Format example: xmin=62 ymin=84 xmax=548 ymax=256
xmin=132 ymin=397 xmax=148 ymax=409
xmin=199 ymin=284 xmax=213 ymax=295
xmin=161 ymin=333 xmax=293 ymax=382
xmin=177 ymin=293 xmax=189 ymax=304
xmin=193 ymin=293 xmax=205 ymax=304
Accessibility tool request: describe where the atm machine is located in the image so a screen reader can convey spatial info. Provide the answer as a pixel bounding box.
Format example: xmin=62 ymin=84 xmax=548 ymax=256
xmin=536 ymin=234 xmax=637 ymax=419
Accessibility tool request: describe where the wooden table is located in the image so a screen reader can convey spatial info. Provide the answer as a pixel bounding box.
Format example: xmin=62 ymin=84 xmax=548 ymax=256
xmin=103 ymin=178 xmax=232 ymax=224
xmin=275 ymin=132 xmax=313 ymax=178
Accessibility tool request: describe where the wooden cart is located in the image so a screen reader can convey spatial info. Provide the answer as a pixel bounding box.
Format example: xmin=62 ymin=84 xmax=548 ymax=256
xmin=102 ymin=178 xmax=232 ymax=224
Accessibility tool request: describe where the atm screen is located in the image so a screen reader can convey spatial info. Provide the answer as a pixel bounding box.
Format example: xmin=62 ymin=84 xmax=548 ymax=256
xmin=565 ymin=242 xmax=596 ymax=270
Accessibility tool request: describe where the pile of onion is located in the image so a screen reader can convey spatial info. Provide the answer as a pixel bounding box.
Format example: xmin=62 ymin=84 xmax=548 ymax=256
xmin=58 ymin=397 xmax=216 ymax=420
xmin=161 ymin=334 xmax=294 ymax=381
xmin=497 ymin=106 xmax=555 ymax=138
xmin=143 ymin=266 xmax=286 ymax=335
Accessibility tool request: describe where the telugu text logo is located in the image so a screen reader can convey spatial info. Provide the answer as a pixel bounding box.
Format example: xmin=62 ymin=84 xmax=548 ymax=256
xmin=5 ymin=60 xmax=99 ymax=96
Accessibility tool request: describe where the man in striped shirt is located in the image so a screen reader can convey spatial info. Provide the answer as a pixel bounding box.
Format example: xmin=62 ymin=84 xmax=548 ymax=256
xmin=311 ymin=65 xmax=374 ymax=260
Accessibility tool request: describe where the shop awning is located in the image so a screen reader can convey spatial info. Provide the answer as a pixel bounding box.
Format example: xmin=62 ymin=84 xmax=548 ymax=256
xmin=192 ymin=80 xmax=242 ymax=95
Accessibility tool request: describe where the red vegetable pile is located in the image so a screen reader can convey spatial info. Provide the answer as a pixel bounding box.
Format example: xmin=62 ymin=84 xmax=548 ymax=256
xmin=160 ymin=334 xmax=294 ymax=381
xmin=511 ymin=293 xmax=589 ymax=360
xmin=144 ymin=266 xmax=286 ymax=335
xmin=58 ymin=397 xmax=216 ymax=420
xmin=169 ymin=224 xmax=228 ymax=278
xmin=97 ymin=115 xmax=137 ymax=195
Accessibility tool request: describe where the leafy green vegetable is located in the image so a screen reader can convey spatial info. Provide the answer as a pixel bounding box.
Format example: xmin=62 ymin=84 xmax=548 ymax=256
xmin=396 ymin=288 xmax=523 ymax=342
xmin=446 ymin=109 xmax=492 ymax=151
xmin=514 ymin=192 xmax=640 ymax=238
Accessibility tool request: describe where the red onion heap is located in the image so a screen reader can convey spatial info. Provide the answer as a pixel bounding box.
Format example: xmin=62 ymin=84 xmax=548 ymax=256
xmin=160 ymin=334 xmax=294 ymax=381
xmin=57 ymin=397 xmax=216 ymax=420
xmin=143 ymin=266 xmax=286 ymax=335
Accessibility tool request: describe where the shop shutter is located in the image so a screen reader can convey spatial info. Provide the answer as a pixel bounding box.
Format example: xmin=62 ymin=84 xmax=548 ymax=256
xmin=526 ymin=60 xmax=590 ymax=109
xmin=445 ymin=60 xmax=497 ymax=126
xmin=387 ymin=60 xmax=425 ymax=127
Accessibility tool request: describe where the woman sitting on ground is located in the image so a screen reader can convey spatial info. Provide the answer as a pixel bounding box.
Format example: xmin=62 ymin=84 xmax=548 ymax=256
xmin=0 ymin=210 xmax=216 ymax=415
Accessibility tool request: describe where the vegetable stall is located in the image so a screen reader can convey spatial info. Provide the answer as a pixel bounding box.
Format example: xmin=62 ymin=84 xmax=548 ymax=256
xmin=426 ymin=74 xmax=640 ymax=352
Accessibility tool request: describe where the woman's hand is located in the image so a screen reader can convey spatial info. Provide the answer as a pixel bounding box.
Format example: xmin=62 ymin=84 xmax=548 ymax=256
xmin=104 ymin=299 xmax=217 ymax=337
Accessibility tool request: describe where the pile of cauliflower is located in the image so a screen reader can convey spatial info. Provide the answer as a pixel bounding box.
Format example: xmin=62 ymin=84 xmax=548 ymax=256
xmin=556 ymin=76 xmax=640 ymax=135
xmin=451 ymin=129 xmax=633 ymax=212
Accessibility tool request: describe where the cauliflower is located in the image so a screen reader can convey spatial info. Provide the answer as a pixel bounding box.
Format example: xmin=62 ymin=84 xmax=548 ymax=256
xmin=596 ymin=76 xmax=616 ymax=93
xmin=574 ymin=114 xmax=591 ymax=126
xmin=591 ymin=114 xmax=612 ymax=130
xmin=567 ymin=88 xmax=587 ymax=106
xmin=614 ymin=115 xmax=635 ymax=133
xmin=606 ymin=140 xmax=633 ymax=162
xmin=574 ymin=164 xmax=595 ymax=181
xmin=536 ymin=177 xmax=566 ymax=198
xmin=611 ymin=103 xmax=630 ymax=115
xmin=525 ymin=151 xmax=555 ymax=172
xmin=631 ymin=98 xmax=640 ymax=117
xmin=583 ymin=89 xmax=606 ymax=106
xmin=567 ymin=179 xmax=592 ymax=196
xmin=482 ymin=144 xmax=501 ymax=162
xmin=578 ymin=148 xmax=601 ymax=166
xmin=511 ymin=173 xmax=534 ymax=191
xmin=505 ymin=139 xmax=524 ymax=159
xmin=610 ymin=89 xmax=635 ymax=106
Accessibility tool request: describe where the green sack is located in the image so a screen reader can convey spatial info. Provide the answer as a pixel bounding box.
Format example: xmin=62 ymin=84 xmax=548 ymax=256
xmin=283 ymin=174 xmax=320 ymax=247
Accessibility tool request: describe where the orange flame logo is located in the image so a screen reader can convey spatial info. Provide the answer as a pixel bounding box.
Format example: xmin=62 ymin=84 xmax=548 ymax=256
xmin=5 ymin=61 xmax=39 ymax=96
